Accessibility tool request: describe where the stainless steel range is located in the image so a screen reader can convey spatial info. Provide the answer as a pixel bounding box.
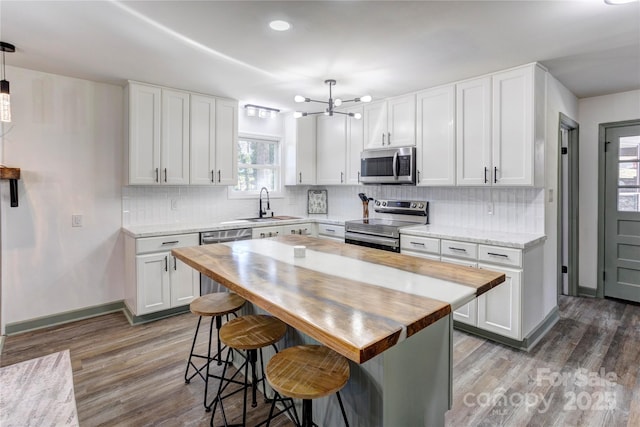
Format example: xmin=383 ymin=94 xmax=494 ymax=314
xmin=345 ymin=199 xmax=429 ymax=252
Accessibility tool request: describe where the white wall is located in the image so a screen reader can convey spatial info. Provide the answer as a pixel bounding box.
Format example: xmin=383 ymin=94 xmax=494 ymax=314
xmin=543 ymin=75 xmax=578 ymax=309
xmin=577 ymin=90 xmax=640 ymax=290
xmin=0 ymin=66 xmax=124 ymax=332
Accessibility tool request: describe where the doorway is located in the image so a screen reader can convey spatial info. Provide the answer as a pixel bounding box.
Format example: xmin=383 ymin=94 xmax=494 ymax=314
xmin=599 ymin=120 xmax=640 ymax=303
xmin=558 ymin=113 xmax=579 ymax=297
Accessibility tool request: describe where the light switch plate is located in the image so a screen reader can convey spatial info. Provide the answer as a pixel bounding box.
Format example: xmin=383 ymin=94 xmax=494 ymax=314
xmin=72 ymin=214 xmax=83 ymax=227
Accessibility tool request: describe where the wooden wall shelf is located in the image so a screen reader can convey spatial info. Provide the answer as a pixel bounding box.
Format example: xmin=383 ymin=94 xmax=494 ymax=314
xmin=0 ymin=167 xmax=20 ymax=180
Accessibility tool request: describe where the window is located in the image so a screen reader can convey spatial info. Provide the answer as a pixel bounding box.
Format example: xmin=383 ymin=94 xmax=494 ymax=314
xmin=230 ymin=134 xmax=282 ymax=197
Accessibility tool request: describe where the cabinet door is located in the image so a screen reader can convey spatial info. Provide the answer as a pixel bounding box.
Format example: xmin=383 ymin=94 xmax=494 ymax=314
xmin=316 ymin=114 xmax=347 ymax=185
xmin=215 ymin=98 xmax=239 ymax=186
xmin=170 ymin=255 xmax=199 ymax=307
xmin=456 ymin=77 xmax=491 ymax=186
xmin=345 ymin=105 xmax=364 ymax=185
xmin=492 ymin=67 xmax=533 ymax=186
xmin=387 ymin=94 xmax=416 ymax=147
xmin=128 ymin=83 xmax=161 ymax=185
xmin=190 ymin=94 xmax=216 ymax=185
xmin=363 ymin=100 xmax=388 ymax=149
xmin=282 ymin=223 xmax=312 ymax=236
xmin=296 ymin=116 xmax=317 ymax=185
xmin=136 ymin=252 xmax=171 ymax=315
xmin=477 ymin=263 xmax=522 ymax=339
xmin=441 ymin=256 xmax=478 ymax=326
xmin=416 ymin=85 xmax=456 ymax=186
xmin=161 ymin=89 xmax=190 ymax=185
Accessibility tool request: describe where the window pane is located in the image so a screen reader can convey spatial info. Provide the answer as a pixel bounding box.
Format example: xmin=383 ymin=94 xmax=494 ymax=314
xmin=619 ymin=136 xmax=640 ymax=161
xmin=619 ymin=188 xmax=640 ymax=212
xmin=619 ymin=161 xmax=639 ymax=186
xmin=238 ymin=139 xmax=277 ymax=165
xmin=236 ymin=168 xmax=276 ymax=191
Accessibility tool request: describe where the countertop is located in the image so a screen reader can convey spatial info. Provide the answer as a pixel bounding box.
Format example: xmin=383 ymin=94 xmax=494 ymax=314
xmin=123 ymin=217 xmax=545 ymax=248
xmin=172 ymin=235 xmax=505 ymax=364
xmin=400 ymin=224 xmax=546 ymax=249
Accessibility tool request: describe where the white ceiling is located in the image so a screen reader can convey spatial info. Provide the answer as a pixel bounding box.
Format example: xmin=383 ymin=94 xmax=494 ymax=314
xmin=1 ymin=1 xmax=639 ymax=112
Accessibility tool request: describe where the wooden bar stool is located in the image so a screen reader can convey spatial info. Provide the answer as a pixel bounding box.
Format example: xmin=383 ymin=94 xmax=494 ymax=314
xmin=210 ymin=314 xmax=288 ymax=427
xmin=265 ymin=345 xmax=350 ymax=427
xmin=184 ymin=292 xmax=246 ymax=410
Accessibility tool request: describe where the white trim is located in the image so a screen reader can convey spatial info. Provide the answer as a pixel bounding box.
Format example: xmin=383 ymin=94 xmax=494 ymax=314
xmin=228 ymin=133 xmax=284 ymax=199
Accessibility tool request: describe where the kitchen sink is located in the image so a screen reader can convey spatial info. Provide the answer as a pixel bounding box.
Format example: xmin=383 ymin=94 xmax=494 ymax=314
xmin=239 ymin=215 xmax=302 ymax=222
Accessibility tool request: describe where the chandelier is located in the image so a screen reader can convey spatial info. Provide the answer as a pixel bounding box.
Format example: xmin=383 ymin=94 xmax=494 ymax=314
xmin=293 ymin=79 xmax=371 ymax=119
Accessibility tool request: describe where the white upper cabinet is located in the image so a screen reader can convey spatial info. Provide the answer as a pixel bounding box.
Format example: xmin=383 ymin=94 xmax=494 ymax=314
xmin=345 ymin=105 xmax=364 ymax=185
xmin=363 ymin=93 xmax=416 ymax=149
xmin=214 ymin=98 xmax=239 ymax=186
xmin=284 ymin=114 xmax=316 ymax=185
xmin=189 ymin=94 xmax=216 ymax=185
xmin=316 ymin=114 xmax=347 ymax=185
xmin=416 ymin=84 xmax=456 ymax=186
xmin=456 ymin=64 xmax=545 ymax=187
xmin=127 ymin=81 xmax=238 ymax=186
xmin=161 ymin=89 xmax=190 ymax=185
xmin=127 ymin=83 xmax=161 ymax=185
xmin=456 ymin=76 xmax=492 ymax=186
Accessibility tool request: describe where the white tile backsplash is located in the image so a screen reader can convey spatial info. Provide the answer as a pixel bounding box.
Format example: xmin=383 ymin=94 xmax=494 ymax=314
xmin=123 ymin=185 xmax=544 ymax=234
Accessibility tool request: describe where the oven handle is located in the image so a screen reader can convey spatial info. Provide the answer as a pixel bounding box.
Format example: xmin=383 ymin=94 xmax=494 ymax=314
xmin=345 ymin=232 xmax=399 ymax=248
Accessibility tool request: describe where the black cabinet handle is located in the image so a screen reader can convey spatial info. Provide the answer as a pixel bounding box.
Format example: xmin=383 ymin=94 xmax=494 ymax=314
xmin=161 ymin=241 xmax=179 ymax=245
xmin=218 ymin=170 xmax=221 ymax=182
xmin=173 ymin=256 xmax=177 ymax=270
xmin=494 ymin=166 xmax=498 ymax=183
xmin=164 ymin=168 xmax=167 ymax=182
xmin=155 ymin=168 xmax=159 ymax=183
xmin=487 ymin=252 xmax=509 ymax=258
xmin=410 ymin=242 xmax=425 ymax=246
xmin=448 ymin=247 xmax=467 ymax=252
xmin=164 ymin=256 xmax=168 ymax=272
xmin=484 ymin=167 xmax=488 ymax=184
xmin=211 ymin=170 xmax=214 ymax=183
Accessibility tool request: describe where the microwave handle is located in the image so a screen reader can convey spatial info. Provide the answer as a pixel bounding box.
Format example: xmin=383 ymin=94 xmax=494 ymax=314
xmin=392 ymin=151 xmax=399 ymax=180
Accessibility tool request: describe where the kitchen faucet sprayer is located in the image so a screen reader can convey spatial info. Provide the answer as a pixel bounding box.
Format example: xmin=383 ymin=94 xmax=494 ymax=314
xmin=259 ymin=187 xmax=271 ymax=218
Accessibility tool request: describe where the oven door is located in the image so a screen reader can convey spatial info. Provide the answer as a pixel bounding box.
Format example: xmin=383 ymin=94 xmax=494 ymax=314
xmin=345 ymin=232 xmax=400 ymax=253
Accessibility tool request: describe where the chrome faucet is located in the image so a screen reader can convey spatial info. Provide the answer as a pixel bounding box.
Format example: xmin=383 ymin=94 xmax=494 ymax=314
xmin=259 ymin=187 xmax=271 ymax=218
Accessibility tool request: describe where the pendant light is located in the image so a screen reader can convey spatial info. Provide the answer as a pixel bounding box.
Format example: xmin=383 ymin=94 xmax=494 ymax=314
xmin=294 ymin=79 xmax=371 ymax=119
xmin=0 ymin=42 xmax=15 ymax=123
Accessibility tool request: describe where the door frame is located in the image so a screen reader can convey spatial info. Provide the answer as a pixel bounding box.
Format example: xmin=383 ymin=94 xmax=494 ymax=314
xmin=597 ymin=119 xmax=640 ymax=298
xmin=557 ymin=113 xmax=580 ymax=298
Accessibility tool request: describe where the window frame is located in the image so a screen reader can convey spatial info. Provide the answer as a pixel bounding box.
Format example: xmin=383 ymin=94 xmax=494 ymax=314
xmin=227 ymin=132 xmax=284 ymax=199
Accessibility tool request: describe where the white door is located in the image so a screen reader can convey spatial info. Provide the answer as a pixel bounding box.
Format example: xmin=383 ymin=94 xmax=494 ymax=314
xmin=170 ymin=256 xmax=199 ymax=307
xmin=363 ymin=100 xmax=388 ymax=149
xmin=477 ymin=263 xmax=521 ymax=339
xmin=215 ymin=98 xmax=239 ymax=186
xmin=190 ymin=94 xmax=216 ymax=185
xmin=456 ymin=77 xmax=492 ymax=186
xmin=316 ymin=114 xmax=347 ymax=185
xmin=296 ymin=116 xmax=317 ymax=185
xmin=136 ymin=252 xmax=171 ymax=315
xmin=387 ymin=94 xmax=416 ymax=147
xmin=345 ymin=105 xmax=364 ymax=185
xmin=416 ymin=85 xmax=456 ymax=186
xmin=492 ymin=67 xmax=534 ymax=186
xmin=128 ymin=83 xmax=161 ymax=185
xmin=161 ymin=89 xmax=190 ymax=185
xmin=441 ymin=256 xmax=478 ymax=326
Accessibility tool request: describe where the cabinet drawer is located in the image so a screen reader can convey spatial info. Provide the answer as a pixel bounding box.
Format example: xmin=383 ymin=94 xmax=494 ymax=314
xmin=317 ymin=224 xmax=345 ymax=239
xmin=400 ymin=235 xmax=440 ymax=255
xmin=252 ymin=226 xmax=283 ymax=239
xmin=478 ymin=245 xmax=522 ymax=268
xmin=441 ymin=240 xmax=478 ymax=260
xmin=136 ymin=233 xmax=199 ymax=255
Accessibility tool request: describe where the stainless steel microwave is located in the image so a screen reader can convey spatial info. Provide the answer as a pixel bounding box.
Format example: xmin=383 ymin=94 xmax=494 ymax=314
xmin=360 ymin=146 xmax=416 ymax=185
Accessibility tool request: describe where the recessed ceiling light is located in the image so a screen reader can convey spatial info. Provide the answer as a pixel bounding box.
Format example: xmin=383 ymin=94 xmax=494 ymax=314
xmin=604 ymin=0 xmax=638 ymax=4
xmin=269 ymin=20 xmax=291 ymax=31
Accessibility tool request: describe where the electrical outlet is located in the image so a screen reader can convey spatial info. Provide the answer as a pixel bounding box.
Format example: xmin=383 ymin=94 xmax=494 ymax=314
xmin=72 ymin=214 xmax=83 ymax=227
xmin=171 ymin=199 xmax=179 ymax=210
xmin=487 ymin=202 xmax=494 ymax=215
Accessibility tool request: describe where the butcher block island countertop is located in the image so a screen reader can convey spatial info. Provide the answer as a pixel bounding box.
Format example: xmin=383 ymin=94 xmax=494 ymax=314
xmin=172 ymin=235 xmax=504 ymax=364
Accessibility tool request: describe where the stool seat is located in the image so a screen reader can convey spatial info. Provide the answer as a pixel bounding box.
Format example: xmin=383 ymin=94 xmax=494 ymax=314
xmin=190 ymin=292 xmax=246 ymax=317
xmin=266 ymin=345 xmax=350 ymax=400
xmin=220 ymin=314 xmax=287 ymax=350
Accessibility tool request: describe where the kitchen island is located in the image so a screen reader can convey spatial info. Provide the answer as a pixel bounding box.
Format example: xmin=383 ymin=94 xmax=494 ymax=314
xmin=173 ymin=235 xmax=504 ymax=426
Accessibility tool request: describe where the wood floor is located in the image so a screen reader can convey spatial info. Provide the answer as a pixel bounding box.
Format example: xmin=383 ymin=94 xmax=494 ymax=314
xmin=1 ymin=295 xmax=639 ymax=427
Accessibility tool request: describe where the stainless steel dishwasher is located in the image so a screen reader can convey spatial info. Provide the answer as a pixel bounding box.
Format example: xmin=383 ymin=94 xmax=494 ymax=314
xmin=199 ymin=228 xmax=252 ymax=294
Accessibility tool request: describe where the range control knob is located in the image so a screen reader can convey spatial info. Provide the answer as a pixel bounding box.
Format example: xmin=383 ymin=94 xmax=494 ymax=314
xmin=375 ymin=200 xmax=381 ymax=206
xmin=382 ymin=201 xmax=387 ymax=207
xmin=411 ymin=203 xmax=416 ymax=208
xmin=417 ymin=203 xmax=424 ymax=209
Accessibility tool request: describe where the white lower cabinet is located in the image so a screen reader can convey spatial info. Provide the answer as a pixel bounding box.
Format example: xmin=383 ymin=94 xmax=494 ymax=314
xmin=317 ymin=223 xmax=345 ymax=242
xmin=441 ymin=256 xmax=478 ymax=327
xmin=125 ymin=233 xmax=200 ymax=316
xmin=477 ymin=264 xmax=522 ymax=340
